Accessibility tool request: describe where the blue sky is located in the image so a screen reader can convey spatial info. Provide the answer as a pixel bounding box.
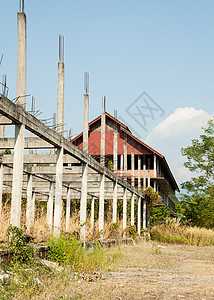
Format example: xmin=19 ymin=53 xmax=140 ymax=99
xmin=1 ymin=0 xmax=214 ymax=185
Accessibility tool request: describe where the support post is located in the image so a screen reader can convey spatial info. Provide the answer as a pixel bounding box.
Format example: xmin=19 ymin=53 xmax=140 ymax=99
xmin=10 ymin=10 xmax=27 ymax=227
xmin=113 ymin=125 xmax=118 ymax=173
xmin=100 ymin=113 xmax=106 ymax=166
xmin=124 ymin=136 xmax=127 ymax=180
xmin=137 ymin=196 xmax=141 ymax=235
xmin=57 ymin=35 xmax=65 ymax=135
xmin=138 ymin=155 xmax=141 ymax=190
xmin=113 ymin=181 xmax=117 ymax=223
xmin=53 ymin=147 xmax=64 ymax=236
xmin=131 ymin=151 xmax=135 ymax=187
xmin=80 ymin=73 xmax=89 ymax=242
xmin=142 ymin=199 xmax=147 ymax=229
xmin=154 ymin=154 xmax=157 ymax=177
xmin=99 ymin=173 xmax=105 ymax=239
xmin=123 ymin=187 xmax=127 ymax=236
xmin=80 ymin=163 xmax=88 ymax=241
xmin=26 ymin=173 xmax=33 ymax=231
xmin=47 ymin=181 xmax=54 ymax=232
xmin=66 ymin=187 xmax=71 ymax=232
xmin=91 ymin=196 xmax=95 ymax=234
xmin=0 ymin=164 xmax=3 ymax=222
xmin=131 ymin=192 xmax=135 ymax=226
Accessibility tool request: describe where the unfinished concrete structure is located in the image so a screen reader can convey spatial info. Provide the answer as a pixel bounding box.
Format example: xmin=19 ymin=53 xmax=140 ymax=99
xmin=0 ymin=1 xmax=178 ymax=243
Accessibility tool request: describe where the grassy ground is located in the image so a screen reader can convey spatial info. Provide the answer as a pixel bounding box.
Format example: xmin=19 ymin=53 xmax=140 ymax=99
xmin=1 ymin=240 xmax=214 ymax=300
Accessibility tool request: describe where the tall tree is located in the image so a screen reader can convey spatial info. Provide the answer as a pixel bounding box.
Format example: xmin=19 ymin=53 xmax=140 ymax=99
xmin=177 ymin=118 xmax=214 ymax=228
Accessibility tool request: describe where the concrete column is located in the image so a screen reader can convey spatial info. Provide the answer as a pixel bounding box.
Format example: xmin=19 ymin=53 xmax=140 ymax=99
xmin=91 ymin=196 xmax=95 ymax=233
xmin=10 ymin=11 xmax=27 ymax=228
xmin=47 ymin=181 xmax=54 ymax=232
xmin=131 ymin=151 xmax=135 ymax=187
xmin=53 ymin=147 xmax=64 ymax=236
xmin=32 ymin=192 xmax=35 ymax=224
xmin=131 ymin=192 xmax=135 ymax=226
xmin=137 ymin=196 xmax=141 ymax=235
xmin=83 ymin=93 xmax=89 ymax=153
xmin=124 ymin=137 xmax=127 ymax=180
xmin=0 ymin=164 xmax=3 ymax=222
xmin=148 ymin=169 xmax=151 ymax=187
xmin=120 ymin=155 xmax=123 ymax=177
xmin=80 ymin=162 xmax=88 ymax=241
xmin=99 ymin=173 xmax=105 ymax=239
xmin=26 ymin=173 xmax=33 ymax=231
xmin=138 ymin=155 xmax=141 ymax=190
xmin=142 ymin=199 xmax=147 ymax=229
xmin=57 ymin=63 xmax=65 ymax=134
xmin=100 ymin=113 xmax=106 ymax=166
xmin=80 ymin=87 xmax=89 ymax=242
xmin=143 ymin=156 xmax=146 ymax=190
xmin=154 ymin=154 xmax=157 ymax=177
xmin=113 ymin=126 xmax=118 ymax=173
xmin=123 ymin=187 xmax=127 ymax=236
xmin=66 ymin=187 xmax=71 ymax=232
xmin=154 ymin=180 xmax=157 ymax=192
xmin=113 ymin=181 xmax=117 ymax=223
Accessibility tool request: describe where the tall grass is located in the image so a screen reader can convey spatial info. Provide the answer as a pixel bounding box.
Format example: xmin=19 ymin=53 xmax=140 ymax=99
xmin=151 ymin=218 xmax=214 ymax=246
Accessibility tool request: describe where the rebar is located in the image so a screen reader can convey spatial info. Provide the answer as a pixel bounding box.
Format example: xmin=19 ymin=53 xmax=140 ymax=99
xmin=84 ymin=72 xmax=89 ymax=94
xmin=19 ymin=0 xmax=24 ymax=12
xmin=59 ymin=35 xmax=64 ymax=63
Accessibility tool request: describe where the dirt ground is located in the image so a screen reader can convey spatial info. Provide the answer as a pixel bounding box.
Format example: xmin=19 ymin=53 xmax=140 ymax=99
xmin=34 ymin=241 xmax=214 ymax=300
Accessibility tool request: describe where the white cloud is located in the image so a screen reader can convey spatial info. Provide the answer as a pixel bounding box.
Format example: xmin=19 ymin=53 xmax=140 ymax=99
xmin=145 ymin=107 xmax=213 ymax=186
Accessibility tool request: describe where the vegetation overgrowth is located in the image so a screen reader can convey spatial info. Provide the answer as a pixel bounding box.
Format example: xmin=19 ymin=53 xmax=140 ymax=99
xmin=151 ymin=218 xmax=214 ymax=246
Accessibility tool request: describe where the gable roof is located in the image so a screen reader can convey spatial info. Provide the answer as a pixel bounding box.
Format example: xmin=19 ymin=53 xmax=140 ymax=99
xmin=71 ymin=111 xmax=179 ymax=191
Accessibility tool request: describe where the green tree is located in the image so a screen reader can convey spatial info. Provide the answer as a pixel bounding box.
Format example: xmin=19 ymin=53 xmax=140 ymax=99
xmin=179 ymin=118 xmax=214 ymax=228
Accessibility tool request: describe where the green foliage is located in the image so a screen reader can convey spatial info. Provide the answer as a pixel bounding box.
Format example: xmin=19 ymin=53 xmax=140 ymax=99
xmin=128 ymin=225 xmax=136 ymax=238
xmin=4 ymin=149 xmax=11 ymax=155
xmin=150 ymin=205 xmax=172 ymax=225
xmin=143 ymin=186 xmax=161 ymax=212
xmin=180 ymin=117 xmax=214 ymax=228
xmin=46 ymin=234 xmax=110 ymax=273
xmin=108 ymin=160 xmax=113 ymax=171
xmin=6 ymin=225 xmax=34 ymax=263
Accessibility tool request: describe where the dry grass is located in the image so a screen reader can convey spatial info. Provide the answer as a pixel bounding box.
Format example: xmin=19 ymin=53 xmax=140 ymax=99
xmin=0 ymin=202 xmax=126 ymax=243
xmin=3 ymin=240 xmax=214 ymax=300
xmin=151 ymin=218 xmax=214 ymax=246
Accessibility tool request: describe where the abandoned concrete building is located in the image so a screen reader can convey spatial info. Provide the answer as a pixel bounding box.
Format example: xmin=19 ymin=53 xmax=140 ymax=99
xmin=0 ymin=1 xmax=179 ymax=243
xmin=72 ymin=112 xmax=179 ymax=211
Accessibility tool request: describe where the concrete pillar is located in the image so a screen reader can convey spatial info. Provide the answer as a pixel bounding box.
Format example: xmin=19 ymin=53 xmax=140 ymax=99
xmin=32 ymin=192 xmax=35 ymax=224
xmin=123 ymin=187 xmax=127 ymax=236
xmin=143 ymin=156 xmax=146 ymax=190
xmin=0 ymin=164 xmax=3 ymax=222
xmin=154 ymin=154 xmax=157 ymax=177
xmin=100 ymin=113 xmax=106 ymax=166
xmin=120 ymin=155 xmax=123 ymax=177
xmin=80 ymin=86 xmax=89 ymax=242
xmin=113 ymin=181 xmax=117 ymax=223
xmin=91 ymin=196 xmax=95 ymax=234
xmin=113 ymin=126 xmax=118 ymax=173
xmin=47 ymin=181 xmax=54 ymax=232
xmin=131 ymin=192 xmax=135 ymax=226
xmin=66 ymin=187 xmax=71 ymax=232
xmin=57 ymin=59 xmax=65 ymax=134
xmin=137 ymin=196 xmax=141 ymax=235
xmin=10 ymin=11 xmax=27 ymax=228
xmin=53 ymin=147 xmax=64 ymax=236
xmin=154 ymin=180 xmax=157 ymax=192
xmin=148 ymin=169 xmax=151 ymax=187
xmin=80 ymin=162 xmax=88 ymax=241
xmin=142 ymin=199 xmax=147 ymax=229
xmin=131 ymin=151 xmax=135 ymax=187
xmin=26 ymin=173 xmax=33 ymax=231
xmin=124 ymin=137 xmax=127 ymax=180
xmin=138 ymin=155 xmax=141 ymax=190
xmin=99 ymin=173 xmax=105 ymax=239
